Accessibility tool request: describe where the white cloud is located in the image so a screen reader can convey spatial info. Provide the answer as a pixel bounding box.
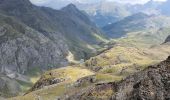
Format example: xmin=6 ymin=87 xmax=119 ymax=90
xmin=30 ymin=0 xmax=167 ymax=6
xmin=110 ymin=0 xmax=167 ymax=4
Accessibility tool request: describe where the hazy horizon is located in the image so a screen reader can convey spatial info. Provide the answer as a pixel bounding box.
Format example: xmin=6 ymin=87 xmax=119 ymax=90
xmin=30 ymin=0 xmax=167 ymax=9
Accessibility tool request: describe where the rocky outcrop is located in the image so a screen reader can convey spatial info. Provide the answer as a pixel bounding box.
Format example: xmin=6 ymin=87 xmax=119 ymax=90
xmin=111 ymin=56 xmax=170 ymax=100
xmin=66 ymin=56 xmax=170 ymax=100
xmin=28 ymin=77 xmax=66 ymax=93
xmin=164 ymin=35 xmax=170 ymax=43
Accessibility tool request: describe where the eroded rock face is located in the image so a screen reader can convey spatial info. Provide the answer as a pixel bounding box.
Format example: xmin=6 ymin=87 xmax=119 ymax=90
xmin=0 ymin=26 xmax=68 ymax=75
xmin=0 ymin=22 xmax=69 ymax=98
xmin=65 ymin=56 xmax=170 ymax=100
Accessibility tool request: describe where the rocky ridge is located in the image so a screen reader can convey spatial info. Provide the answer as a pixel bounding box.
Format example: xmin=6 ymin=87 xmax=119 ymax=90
xmin=66 ymin=56 xmax=170 ymax=100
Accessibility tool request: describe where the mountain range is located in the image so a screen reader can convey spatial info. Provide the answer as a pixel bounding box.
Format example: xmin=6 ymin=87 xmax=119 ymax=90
xmin=103 ymin=12 xmax=170 ymax=39
xmin=72 ymin=0 xmax=168 ymax=28
xmin=0 ymin=0 xmax=170 ymax=99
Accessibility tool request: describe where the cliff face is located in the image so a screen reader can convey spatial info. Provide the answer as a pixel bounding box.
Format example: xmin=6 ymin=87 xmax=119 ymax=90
xmin=0 ymin=14 xmax=68 ymax=75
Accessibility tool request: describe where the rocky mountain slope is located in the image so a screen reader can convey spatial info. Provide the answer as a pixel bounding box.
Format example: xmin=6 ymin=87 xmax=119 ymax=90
xmin=0 ymin=10 xmax=68 ymax=98
xmin=103 ymin=12 xmax=150 ymax=38
xmin=76 ymin=1 xmax=131 ymax=27
xmin=0 ymin=13 xmax=68 ymax=74
xmin=0 ymin=0 xmax=106 ymax=60
xmin=67 ymin=56 xmax=170 ymax=100
xmin=0 ymin=0 xmax=107 ymax=97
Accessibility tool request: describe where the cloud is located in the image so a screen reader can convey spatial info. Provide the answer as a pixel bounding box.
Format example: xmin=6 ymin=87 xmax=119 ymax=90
xmin=30 ymin=0 xmax=50 ymax=4
xmin=112 ymin=0 xmax=167 ymax=4
xmin=30 ymin=0 xmax=167 ymax=7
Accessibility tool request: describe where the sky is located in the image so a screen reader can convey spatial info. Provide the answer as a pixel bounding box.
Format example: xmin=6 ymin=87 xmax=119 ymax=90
xmin=30 ymin=0 xmax=167 ymax=8
xmin=30 ymin=0 xmax=167 ymax=4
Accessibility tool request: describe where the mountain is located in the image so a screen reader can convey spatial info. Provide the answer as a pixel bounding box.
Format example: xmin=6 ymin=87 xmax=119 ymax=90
xmin=103 ymin=12 xmax=170 ymax=39
xmin=103 ymin=13 xmax=150 ymax=38
xmin=0 ymin=7 xmax=68 ymax=98
xmin=76 ymin=0 xmax=163 ymax=27
xmin=76 ymin=1 xmax=131 ymax=27
xmin=128 ymin=0 xmax=162 ymax=15
xmin=0 ymin=0 xmax=107 ymax=97
xmin=0 ymin=0 xmax=106 ymax=59
xmin=31 ymin=0 xmax=129 ymax=27
xmin=52 ymin=3 xmax=107 ymax=59
xmin=30 ymin=0 xmax=163 ymax=27
xmin=0 ymin=13 xmax=68 ymax=73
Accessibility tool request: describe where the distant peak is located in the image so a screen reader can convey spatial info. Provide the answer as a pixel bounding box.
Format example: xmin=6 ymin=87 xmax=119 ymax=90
xmin=67 ymin=3 xmax=77 ymax=8
xmin=62 ymin=3 xmax=77 ymax=10
xmin=61 ymin=3 xmax=79 ymax=13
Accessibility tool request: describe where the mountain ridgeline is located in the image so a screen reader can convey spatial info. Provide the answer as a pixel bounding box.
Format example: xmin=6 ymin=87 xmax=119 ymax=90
xmin=103 ymin=12 xmax=170 ymax=40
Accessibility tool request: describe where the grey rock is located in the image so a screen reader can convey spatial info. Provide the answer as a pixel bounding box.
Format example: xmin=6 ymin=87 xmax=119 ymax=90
xmin=164 ymin=35 xmax=170 ymax=43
